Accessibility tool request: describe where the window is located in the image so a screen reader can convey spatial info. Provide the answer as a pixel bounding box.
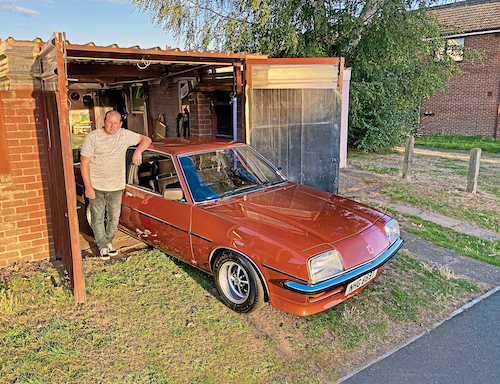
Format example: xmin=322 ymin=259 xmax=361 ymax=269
xmin=130 ymin=85 xmax=145 ymax=113
xmin=127 ymin=150 xmax=180 ymax=195
xmin=446 ymin=38 xmax=465 ymax=62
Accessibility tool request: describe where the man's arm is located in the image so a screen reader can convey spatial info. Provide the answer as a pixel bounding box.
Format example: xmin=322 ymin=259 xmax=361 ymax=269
xmin=132 ymin=134 xmax=152 ymax=165
xmin=80 ymin=155 xmax=95 ymax=199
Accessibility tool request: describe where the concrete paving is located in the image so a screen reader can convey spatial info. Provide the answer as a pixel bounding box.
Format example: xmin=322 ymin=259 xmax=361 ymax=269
xmin=77 ymin=201 xmax=150 ymax=260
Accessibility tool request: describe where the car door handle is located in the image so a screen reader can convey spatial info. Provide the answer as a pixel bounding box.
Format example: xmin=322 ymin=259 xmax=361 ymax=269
xmin=125 ymin=191 xmax=135 ymax=198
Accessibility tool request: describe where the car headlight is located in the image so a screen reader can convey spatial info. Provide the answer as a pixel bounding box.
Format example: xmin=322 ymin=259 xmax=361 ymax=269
xmin=308 ymin=249 xmax=344 ymax=284
xmin=384 ymin=219 xmax=400 ymax=244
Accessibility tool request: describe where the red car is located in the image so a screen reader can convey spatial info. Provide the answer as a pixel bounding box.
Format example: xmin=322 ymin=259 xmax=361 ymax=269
xmin=76 ymin=138 xmax=403 ymax=316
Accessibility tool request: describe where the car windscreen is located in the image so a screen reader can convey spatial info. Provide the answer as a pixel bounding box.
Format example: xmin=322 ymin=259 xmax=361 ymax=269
xmin=178 ymin=146 xmax=287 ymax=203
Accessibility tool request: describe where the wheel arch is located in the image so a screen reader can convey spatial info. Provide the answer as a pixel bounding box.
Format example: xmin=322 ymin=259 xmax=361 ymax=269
xmin=209 ymin=247 xmax=270 ymax=303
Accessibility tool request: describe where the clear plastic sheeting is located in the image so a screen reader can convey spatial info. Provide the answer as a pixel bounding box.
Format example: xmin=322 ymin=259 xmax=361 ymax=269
xmin=248 ymin=88 xmax=342 ymax=194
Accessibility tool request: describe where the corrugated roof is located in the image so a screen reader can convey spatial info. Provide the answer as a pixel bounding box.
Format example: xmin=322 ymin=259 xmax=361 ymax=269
xmin=429 ymin=0 xmax=500 ymax=35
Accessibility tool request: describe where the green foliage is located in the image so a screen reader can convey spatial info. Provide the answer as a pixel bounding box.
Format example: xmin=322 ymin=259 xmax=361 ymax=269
xmin=132 ymin=0 xmax=481 ymax=152
xmin=132 ymin=0 xmax=477 ymax=152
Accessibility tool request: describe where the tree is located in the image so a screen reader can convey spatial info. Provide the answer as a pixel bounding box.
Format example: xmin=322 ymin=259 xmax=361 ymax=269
xmin=133 ymin=0 xmax=476 ymax=151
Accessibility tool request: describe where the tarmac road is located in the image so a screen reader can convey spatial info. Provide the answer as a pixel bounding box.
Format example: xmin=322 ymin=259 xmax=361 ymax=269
xmin=340 ymin=287 xmax=500 ymax=384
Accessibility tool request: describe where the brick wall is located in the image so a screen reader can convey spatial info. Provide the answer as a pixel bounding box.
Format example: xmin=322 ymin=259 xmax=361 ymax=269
xmin=420 ymin=33 xmax=500 ymax=137
xmin=0 ymin=90 xmax=54 ymax=268
xmin=189 ymin=92 xmax=214 ymax=138
xmin=149 ymin=83 xmax=181 ymax=137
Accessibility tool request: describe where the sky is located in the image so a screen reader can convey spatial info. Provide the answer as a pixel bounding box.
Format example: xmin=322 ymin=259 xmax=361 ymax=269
xmin=0 ymin=0 xmax=177 ymax=49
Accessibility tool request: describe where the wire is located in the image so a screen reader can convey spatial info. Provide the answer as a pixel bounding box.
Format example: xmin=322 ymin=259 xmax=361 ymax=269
xmin=137 ymin=57 xmax=152 ymax=70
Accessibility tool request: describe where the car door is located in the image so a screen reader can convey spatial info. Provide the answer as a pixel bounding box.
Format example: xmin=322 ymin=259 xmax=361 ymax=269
xmin=120 ymin=149 xmax=194 ymax=264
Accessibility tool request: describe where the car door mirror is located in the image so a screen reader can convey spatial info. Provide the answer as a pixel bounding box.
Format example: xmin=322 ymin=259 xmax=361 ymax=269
xmin=163 ymin=188 xmax=184 ymax=201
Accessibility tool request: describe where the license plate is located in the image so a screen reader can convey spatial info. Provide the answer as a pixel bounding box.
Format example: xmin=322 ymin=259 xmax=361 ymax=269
xmin=345 ymin=269 xmax=378 ymax=295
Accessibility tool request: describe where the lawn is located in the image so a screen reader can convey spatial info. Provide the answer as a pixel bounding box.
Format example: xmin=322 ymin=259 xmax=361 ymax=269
xmin=0 ymin=249 xmax=485 ymax=384
xmin=414 ymin=134 xmax=500 ymax=155
xmin=347 ymin=135 xmax=500 ymax=266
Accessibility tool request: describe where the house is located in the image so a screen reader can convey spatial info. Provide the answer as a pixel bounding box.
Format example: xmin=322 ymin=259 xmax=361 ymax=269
xmin=420 ymin=0 xmax=500 ymax=139
xmin=0 ymin=33 xmax=349 ymax=300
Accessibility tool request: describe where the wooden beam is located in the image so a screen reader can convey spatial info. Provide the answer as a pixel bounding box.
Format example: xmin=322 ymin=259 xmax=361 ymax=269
xmin=54 ymin=33 xmax=86 ymax=304
xmin=67 ymin=62 xmax=164 ymax=78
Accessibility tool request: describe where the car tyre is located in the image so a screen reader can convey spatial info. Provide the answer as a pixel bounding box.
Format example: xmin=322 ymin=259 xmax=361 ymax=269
xmin=214 ymin=251 xmax=265 ymax=314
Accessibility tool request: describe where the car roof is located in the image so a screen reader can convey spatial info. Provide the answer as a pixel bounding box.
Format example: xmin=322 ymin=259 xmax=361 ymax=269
xmin=148 ymin=138 xmax=247 ymax=156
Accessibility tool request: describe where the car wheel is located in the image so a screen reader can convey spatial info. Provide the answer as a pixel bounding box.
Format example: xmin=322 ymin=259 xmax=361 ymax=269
xmin=214 ymin=251 xmax=265 ymax=314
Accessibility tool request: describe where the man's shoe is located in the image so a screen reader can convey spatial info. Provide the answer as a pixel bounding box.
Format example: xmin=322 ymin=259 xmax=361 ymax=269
xmin=107 ymin=243 xmax=118 ymax=257
xmin=99 ymin=247 xmax=110 ymax=260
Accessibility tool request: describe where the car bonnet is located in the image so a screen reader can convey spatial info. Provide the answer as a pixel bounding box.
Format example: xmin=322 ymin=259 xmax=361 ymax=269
xmin=205 ymin=183 xmax=386 ymax=253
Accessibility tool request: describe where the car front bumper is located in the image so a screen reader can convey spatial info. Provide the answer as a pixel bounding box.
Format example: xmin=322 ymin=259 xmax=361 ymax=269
xmin=283 ymin=237 xmax=404 ymax=296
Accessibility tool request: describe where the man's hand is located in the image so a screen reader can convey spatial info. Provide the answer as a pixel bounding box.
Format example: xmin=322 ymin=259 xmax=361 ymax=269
xmin=132 ymin=151 xmax=143 ymax=166
xmin=85 ymin=186 xmax=96 ymax=200
xmin=133 ymin=134 xmax=152 ymax=165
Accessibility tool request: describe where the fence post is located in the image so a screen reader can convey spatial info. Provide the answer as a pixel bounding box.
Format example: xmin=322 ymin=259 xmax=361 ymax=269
xmin=467 ymin=148 xmax=482 ymax=193
xmin=402 ymin=137 xmax=414 ymax=179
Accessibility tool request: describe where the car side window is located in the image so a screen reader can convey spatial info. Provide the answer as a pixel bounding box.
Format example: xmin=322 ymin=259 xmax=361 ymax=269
xmin=127 ymin=150 xmax=180 ymax=195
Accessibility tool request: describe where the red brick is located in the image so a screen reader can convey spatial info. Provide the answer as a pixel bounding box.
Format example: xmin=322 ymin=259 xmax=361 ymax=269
xmin=30 ymin=224 xmax=48 ymax=233
xmin=24 ymin=182 xmax=44 ymax=191
xmin=420 ymin=33 xmax=499 ymax=138
xmin=23 ymin=168 xmax=41 ymax=176
xmin=13 ymin=90 xmax=37 ymax=99
xmin=0 ymin=236 xmax=18 ymax=246
xmin=9 ymin=146 xmax=34 ymax=155
xmin=14 ymin=191 xmax=36 ymax=200
xmin=1 ymin=99 xmax=36 ymax=109
xmin=16 ymin=205 xmax=39 ymax=214
xmin=21 ymin=153 xmax=42 ymax=162
xmin=19 ymin=232 xmax=42 ymax=242
xmin=19 ymin=138 xmax=39 ymax=147
xmin=13 ymin=175 xmax=37 ymax=184
xmin=28 ymin=197 xmax=46 ymax=205
xmin=4 ymin=115 xmax=30 ymax=124
xmin=7 ymin=154 xmax=22 ymax=162
xmin=0 ymin=251 xmax=21 ymax=261
xmin=32 ymin=238 xmax=49 ymax=247
xmin=29 ymin=210 xmax=45 ymax=219
xmin=6 ymin=139 xmax=20 ymax=147
xmin=10 ymin=169 xmax=23 ymax=177
xmin=3 ymin=123 xmax=18 ymax=132
xmin=15 ymin=107 xmax=36 ymax=116
xmin=21 ymin=246 xmax=44 ymax=256
xmin=32 ymin=251 xmax=50 ymax=261
xmin=16 ymin=218 xmax=41 ymax=228
xmin=1 ymin=184 xmax=24 ymax=192
xmin=6 ymin=228 xmax=30 ymax=237
xmin=7 ymin=131 xmax=33 ymax=139
xmin=1 ymin=199 xmax=25 ymax=209
xmin=10 ymin=161 xmax=40 ymax=170
xmin=0 ymin=207 xmax=15 ymax=216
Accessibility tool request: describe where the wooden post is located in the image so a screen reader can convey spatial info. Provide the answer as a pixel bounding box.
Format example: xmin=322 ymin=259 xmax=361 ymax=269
xmin=467 ymin=148 xmax=482 ymax=193
xmin=402 ymin=137 xmax=414 ymax=179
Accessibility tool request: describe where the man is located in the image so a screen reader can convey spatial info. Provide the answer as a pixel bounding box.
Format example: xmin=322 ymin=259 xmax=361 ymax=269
xmin=80 ymin=110 xmax=152 ymax=259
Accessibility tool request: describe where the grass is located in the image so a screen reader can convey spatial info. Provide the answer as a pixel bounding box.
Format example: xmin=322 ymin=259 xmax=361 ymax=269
xmin=0 ymin=250 xmax=483 ymax=383
xmin=380 ymin=180 xmax=500 ymax=233
xmin=415 ymin=134 xmax=500 ymax=155
xmin=404 ymin=216 xmax=500 ymax=267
